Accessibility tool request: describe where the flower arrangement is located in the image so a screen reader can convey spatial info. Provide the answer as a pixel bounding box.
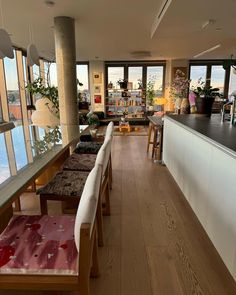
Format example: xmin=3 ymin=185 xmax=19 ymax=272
xmin=170 ymin=69 xmax=190 ymax=100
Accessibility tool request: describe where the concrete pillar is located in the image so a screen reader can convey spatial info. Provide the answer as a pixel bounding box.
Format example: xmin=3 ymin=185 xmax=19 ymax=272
xmin=54 ymin=16 xmax=79 ymax=145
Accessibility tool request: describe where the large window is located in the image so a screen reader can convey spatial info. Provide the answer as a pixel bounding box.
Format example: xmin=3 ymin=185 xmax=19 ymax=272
xmin=189 ymin=65 xmax=207 ymax=89
xmin=76 ymin=64 xmax=90 ymax=102
xmin=210 ymin=65 xmax=225 ymax=95
xmin=229 ymin=67 xmax=236 ymax=97
xmin=0 ymin=133 xmax=11 ymax=184
xmin=49 ymin=62 xmax=57 ymax=86
xmin=4 ymin=50 xmax=22 ymax=125
xmin=128 ymin=67 xmax=142 ymax=90
xmin=11 ymin=126 xmax=28 ymax=171
xmin=147 ymin=66 xmax=164 ymax=97
xmin=107 ymin=67 xmax=124 ymax=88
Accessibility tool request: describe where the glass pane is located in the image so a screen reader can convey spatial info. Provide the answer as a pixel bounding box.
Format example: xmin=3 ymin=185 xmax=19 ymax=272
xmin=108 ymin=67 xmax=124 ymax=88
xmin=4 ymin=51 xmax=22 ymax=125
xmin=49 ymin=63 xmax=57 ymax=86
xmin=210 ymin=65 xmax=225 ymax=95
xmin=189 ymin=65 xmax=207 ymax=90
xmin=11 ymin=125 xmax=28 ymax=170
xmin=229 ymin=67 xmax=236 ymax=98
xmin=0 ymin=133 xmax=11 ymax=184
xmin=147 ymin=66 xmax=164 ymax=97
xmin=128 ymin=67 xmax=142 ymax=90
xmin=76 ymin=64 xmax=90 ymax=103
xmin=32 ymin=64 xmax=40 ymax=80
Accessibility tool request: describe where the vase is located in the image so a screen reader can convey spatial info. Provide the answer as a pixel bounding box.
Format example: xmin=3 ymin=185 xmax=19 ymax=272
xmin=180 ymin=98 xmax=190 ymax=114
xmin=175 ymin=97 xmax=182 ymax=114
xmin=196 ymin=96 xmax=215 ymax=117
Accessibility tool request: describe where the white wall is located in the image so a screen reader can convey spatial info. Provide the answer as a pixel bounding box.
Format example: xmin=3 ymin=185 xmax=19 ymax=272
xmin=163 ymin=117 xmax=236 ymax=280
xmin=89 ymin=60 xmax=105 ymax=113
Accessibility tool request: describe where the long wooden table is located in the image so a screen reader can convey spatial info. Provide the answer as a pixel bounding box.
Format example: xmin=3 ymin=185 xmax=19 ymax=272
xmin=0 ymin=126 xmax=89 ymax=233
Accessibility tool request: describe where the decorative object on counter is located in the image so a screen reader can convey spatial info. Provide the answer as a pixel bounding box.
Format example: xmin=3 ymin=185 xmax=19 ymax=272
xmin=117 ymin=78 xmax=128 ymax=89
xmin=180 ymin=98 xmax=190 ymax=114
xmin=154 ymin=97 xmax=168 ymax=112
xmin=189 ymin=91 xmax=197 ymax=113
xmin=192 ymin=78 xmax=219 ymax=117
xmin=170 ymin=69 xmax=190 ymax=114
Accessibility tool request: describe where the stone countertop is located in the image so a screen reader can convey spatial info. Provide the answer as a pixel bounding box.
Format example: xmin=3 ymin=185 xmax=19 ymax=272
xmin=165 ymin=114 xmax=236 ymax=158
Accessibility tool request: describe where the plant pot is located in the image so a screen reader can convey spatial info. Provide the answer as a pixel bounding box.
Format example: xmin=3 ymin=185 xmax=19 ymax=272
xmin=119 ymin=82 xmax=128 ymax=89
xmin=180 ymin=98 xmax=190 ymax=114
xmin=196 ymin=96 xmax=215 ymax=117
xmin=78 ymin=101 xmax=89 ymax=110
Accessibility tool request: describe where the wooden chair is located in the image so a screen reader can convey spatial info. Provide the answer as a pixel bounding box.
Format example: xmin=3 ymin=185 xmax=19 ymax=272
xmin=0 ymin=165 xmax=102 ymax=295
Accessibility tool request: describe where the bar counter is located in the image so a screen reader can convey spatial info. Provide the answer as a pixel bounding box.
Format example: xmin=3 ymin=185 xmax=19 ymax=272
xmin=166 ymin=114 xmax=236 ymax=158
xmin=163 ymin=114 xmax=236 ymax=281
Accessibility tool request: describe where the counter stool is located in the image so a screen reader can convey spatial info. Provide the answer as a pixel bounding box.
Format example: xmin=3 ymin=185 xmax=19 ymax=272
xmin=147 ymin=122 xmax=155 ymax=153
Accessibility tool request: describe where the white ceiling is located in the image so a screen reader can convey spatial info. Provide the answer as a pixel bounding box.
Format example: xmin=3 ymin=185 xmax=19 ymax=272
xmin=2 ymin=0 xmax=236 ymax=61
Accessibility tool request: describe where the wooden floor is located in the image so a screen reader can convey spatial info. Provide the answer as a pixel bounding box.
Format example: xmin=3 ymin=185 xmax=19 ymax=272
xmin=1 ymin=135 xmax=236 ymax=295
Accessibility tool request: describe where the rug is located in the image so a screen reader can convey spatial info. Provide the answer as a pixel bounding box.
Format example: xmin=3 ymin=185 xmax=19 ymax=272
xmin=113 ymin=125 xmax=148 ymax=136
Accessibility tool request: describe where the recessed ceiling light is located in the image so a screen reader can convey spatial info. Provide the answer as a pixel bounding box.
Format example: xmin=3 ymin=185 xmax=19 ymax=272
xmin=44 ymin=0 xmax=55 ymax=7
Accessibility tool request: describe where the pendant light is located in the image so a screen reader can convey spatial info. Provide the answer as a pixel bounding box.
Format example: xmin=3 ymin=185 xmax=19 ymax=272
xmin=0 ymin=0 xmax=14 ymax=59
xmin=27 ymin=25 xmax=40 ymax=66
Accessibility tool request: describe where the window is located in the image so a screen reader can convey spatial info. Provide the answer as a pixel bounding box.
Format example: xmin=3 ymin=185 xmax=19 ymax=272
xmin=4 ymin=50 xmax=22 ymax=125
xmin=32 ymin=64 xmax=40 ymax=81
xmin=76 ymin=64 xmax=89 ymax=102
xmin=229 ymin=67 xmax=236 ymax=97
xmin=11 ymin=126 xmax=28 ymax=171
xmin=147 ymin=66 xmax=164 ymax=97
xmin=210 ymin=65 xmax=225 ymax=95
xmin=49 ymin=63 xmax=57 ymax=86
xmin=107 ymin=67 xmax=124 ymax=88
xmin=189 ymin=65 xmax=207 ymax=90
xmin=128 ymin=67 xmax=142 ymax=89
xmin=0 ymin=133 xmax=11 ymax=184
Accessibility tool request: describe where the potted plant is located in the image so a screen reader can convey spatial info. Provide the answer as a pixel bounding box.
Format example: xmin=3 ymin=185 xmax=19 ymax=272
xmin=192 ymin=78 xmax=219 ymax=117
xmin=146 ymin=80 xmax=155 ymax=109
xmin=117 ymin=79 xmax=128 ymax=89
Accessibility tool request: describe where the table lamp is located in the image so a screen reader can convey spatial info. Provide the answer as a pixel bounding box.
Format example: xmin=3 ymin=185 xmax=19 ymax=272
xmin=154 ymin=97 xmax=168 ymax=112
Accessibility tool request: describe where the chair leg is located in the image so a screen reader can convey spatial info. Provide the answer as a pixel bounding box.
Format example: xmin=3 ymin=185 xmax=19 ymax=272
xmin=14 ymin=197 xmax=21 ymax=212
xmin=147 ymin=123 xmax=153 ymax=152
xmin=109 ymin=156 xmax=112 ymax=190
xmin=40 ymin=197 xmax=48 ymax=215
xmin=90 ymin=228 xmax=100 ymax=278
xmin=152 ymin=127 xmax=158 ymax=158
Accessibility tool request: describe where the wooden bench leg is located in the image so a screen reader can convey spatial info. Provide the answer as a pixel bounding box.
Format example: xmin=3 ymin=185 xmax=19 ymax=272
xmin=147 ymin=123 xmax=153 ymax=152
xmin=14 ymin=197 xmax=21 ymax=212
xmin=152 ymin=127 xmax=158 ymax=158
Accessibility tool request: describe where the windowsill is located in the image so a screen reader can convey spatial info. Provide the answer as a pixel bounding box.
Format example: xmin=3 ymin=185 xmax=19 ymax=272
xmin=0 ymin=122 xmax=15 ymax=133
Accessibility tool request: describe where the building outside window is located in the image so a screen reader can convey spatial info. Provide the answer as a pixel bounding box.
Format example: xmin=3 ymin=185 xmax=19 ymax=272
xmin=4 ymin=50 xmax=22 ymax=125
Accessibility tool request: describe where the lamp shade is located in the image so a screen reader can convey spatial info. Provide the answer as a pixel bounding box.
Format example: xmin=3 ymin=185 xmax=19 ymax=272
xmin=154 ymin=97 xmax=168 ymax=105
xmin=31 ymin=97 xmax=59 ymax=128
xmin=0 ymin=29 xmax=14 ymax=59
xmin=27 ymin=43 xmax=40 ymax=66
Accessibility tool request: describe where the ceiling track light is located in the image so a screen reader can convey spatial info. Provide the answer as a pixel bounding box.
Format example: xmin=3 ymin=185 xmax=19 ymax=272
xmin=193 ymin=44 xmax=221 ymax=58
xmin=201 ymin=19 xmax=215 ymax=30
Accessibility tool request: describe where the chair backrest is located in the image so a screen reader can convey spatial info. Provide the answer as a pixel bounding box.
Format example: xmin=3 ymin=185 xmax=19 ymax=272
xmin=74 ymin=164 xmax=102 ymax=252
xmin=95 ymin=136 xmax=111 ymax=175
xmin=105 ymin=121 xmax=114 ymax=140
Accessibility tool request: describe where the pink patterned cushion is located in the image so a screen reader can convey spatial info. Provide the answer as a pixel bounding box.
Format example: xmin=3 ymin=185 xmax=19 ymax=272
xmin=63 ymin=154 xmax=96 ymax=172
xmin=0 ymin=215 xmax=78 ymax=276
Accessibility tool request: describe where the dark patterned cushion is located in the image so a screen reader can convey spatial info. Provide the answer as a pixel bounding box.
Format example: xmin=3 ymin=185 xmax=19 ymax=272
xmin=63 ymin=154 xmax=96 ymax=172
xmin=37 ymin=171 xmax=89 ymax=197
xmin=74 ymin=142 xmax=103 ymax=154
